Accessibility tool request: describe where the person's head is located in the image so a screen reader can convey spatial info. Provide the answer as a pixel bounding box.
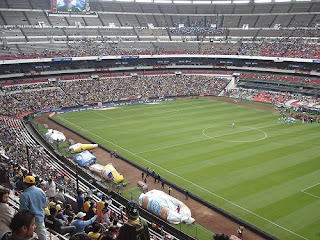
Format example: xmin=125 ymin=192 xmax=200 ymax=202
xmin=56 ymin=204 xmax=62 ymax=212
xmin=50 ymin=207 xmax=58 ymax=216
xmin=125 ymin=200 xmax=139 ymax=220
xmin=0 ymin=187 xmax=10 ymax=203
xmin=213 ymin=233 xmax=229 ymax=240
xmin=101 ymin=196 xmax=106 ymax=201
xmin=76 ymin=212 xmax=86 ymax=220
xmin=66 ymin=204 xmax=72 ymax=210
xmin=48 ymin=179 xmax=52 ymax=184
xmin=24 ymin=176 xmax=36 ymax=188
xmin=91 ymin=223 xmax=102 ymax=233
xmin=69 ymin=233 xmax=90 ymax=240
xmin=10 ymin=210 xmax=36 ymax=239
xmin=85 ymin=196 xmax=90 ymax=202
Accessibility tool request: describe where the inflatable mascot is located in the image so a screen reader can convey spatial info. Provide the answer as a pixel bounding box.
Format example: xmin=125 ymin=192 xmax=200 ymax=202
xmin=45 ymin=129 xmax=66 ymax=143
xmin=139 ymin=189 xmax=195 ymax=224
xmin=68 ymin=143 xmax=98 ymax=154
xmin=102 ymin=164 xmax=123 ymax=183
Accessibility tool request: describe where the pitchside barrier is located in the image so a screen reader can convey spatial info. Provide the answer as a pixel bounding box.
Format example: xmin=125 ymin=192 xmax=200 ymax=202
xmin=27 ymin=114 xmax=196 ymax=240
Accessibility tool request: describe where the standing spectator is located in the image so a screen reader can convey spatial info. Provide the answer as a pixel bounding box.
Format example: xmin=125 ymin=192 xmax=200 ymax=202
xmin=184 ymin=190 xmax=189 ymax=200
xmin=96 ymin=196 xmax=106 ymax=223
xmin=117 ymin=201 xmax=150 ymax=240
xmin=55 ymin=188 xmax=67 ymax=207
xmin=157 ymin=175 xmax=160 ymax=183
xmin=77 ymin=190 xmax=85 ymax=212
xmin=83 ymin=197 xmax=91 ymax=216
xmin=72 ymin=212 xmax=97 ymax=234
xmin=237 ymin=226 xmax=244 ymax=239
xmin=161 ymin=181 xmax=164 ymax=189
xmin=168 ymin=186 xmax=171 ymax=196
xmin=44 ymin=179 xmax=56 ymax=201
xmin=8 ymin=210 xmax=36 ymax=240
xmin=141 ymin=172 xmax=144 ymax=180
xmin=0 ymin=187 xmax=14 ymax=240
xmin=19 ymin=176 xmax=47 ymax=240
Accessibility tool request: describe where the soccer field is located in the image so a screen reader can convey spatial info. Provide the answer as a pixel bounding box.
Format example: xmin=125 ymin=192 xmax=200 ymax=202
xmin=54 ymin=98 xmax=320 ymax=240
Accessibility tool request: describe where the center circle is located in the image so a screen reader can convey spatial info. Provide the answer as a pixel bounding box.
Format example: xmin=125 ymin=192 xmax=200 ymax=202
xmin=202 ymin=125 xmax=267 ymax=143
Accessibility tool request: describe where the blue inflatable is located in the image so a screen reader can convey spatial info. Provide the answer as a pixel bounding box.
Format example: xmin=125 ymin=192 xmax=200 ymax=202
xmin=73 ymin=150 xmax=97 ymax=167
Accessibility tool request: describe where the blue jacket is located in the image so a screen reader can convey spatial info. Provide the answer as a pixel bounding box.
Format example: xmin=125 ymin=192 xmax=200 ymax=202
xmin=20 ymin=185 xmax=47 ymax=223
xmin=72 ymin=215 xmax=97 ymax=233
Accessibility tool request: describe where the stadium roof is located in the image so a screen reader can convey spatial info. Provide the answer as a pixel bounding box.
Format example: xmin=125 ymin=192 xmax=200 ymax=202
xmin=97 ymin=0 xmax=316 ymax=4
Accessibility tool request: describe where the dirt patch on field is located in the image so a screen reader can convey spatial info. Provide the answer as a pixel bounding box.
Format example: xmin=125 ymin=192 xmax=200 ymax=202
xmin=35 ymin=107 xmax=267 ymax=240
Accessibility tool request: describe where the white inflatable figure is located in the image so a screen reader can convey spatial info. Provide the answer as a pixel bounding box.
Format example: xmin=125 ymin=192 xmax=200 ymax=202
xmin=45 ymin=129 xmax=66 ymax=143
xmin=139 ymin=189 xmax=195 ymax=224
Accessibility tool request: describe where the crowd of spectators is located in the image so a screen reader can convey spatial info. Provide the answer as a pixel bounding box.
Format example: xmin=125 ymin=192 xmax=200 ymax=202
xmin=238 ymin=38 xmax=320 ymax=59
xmin=0 ymin=74 xmax=229 ymax=117
xmin=1 ymin=34 xmax=320 ymax=59
xmin=224 ymin=88 xmax=320 ymax=119
xmin=0 ymin=115 xmax=172 ymax=239
xmin=239 ymin=73 xmax=320 ymax=85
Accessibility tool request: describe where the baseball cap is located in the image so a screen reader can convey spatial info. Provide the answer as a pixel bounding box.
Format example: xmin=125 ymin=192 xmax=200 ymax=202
xmin=76 ymin=212 xmax=86 ymax=219
xmin=126 ymin=201 xmax=139 ymax=219
xmin=24 ymin=176 xmax=36 ymax=184
xmin=56 ymin=204 xmax=61 ymax=211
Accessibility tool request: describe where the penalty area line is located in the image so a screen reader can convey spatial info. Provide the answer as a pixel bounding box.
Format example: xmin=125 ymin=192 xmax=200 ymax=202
xmin=56 ymin=115 xmax=309 ymax=240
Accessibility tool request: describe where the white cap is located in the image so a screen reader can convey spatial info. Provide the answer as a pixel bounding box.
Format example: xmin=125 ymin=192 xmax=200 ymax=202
xmin=76 ymin=212 xmax=86 ymax=219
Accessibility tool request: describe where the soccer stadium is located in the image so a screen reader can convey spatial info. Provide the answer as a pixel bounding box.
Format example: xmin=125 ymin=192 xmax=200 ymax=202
xmin=0 ymin=0 xmax=319 ymax=240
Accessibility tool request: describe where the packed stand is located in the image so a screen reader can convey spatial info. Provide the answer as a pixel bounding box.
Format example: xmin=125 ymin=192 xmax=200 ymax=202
xmin=224 ymin=88 xmax=320 ymax=116
xmin=238 ymin=38 xmax=320 ymax=59
xmin=0 ymin=75 xmax=229 ymax=116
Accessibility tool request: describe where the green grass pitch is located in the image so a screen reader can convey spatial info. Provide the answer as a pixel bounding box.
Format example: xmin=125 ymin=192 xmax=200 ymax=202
xmin=53 ymin=98 xmax=320 ymax=240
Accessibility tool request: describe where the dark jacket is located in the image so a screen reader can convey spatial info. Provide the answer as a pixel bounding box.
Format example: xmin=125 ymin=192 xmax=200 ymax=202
xmin=117 ymin=218 xmax=150 ymax=240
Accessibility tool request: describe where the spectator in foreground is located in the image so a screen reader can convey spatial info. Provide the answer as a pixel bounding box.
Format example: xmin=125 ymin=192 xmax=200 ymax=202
xmin=72 ymin=212 xmax=97 ymax=234
xmin=0 ymin=187 xmax=14 ymax=239
xmin=117 ymin=201 xmax=150 ymax=240
xmin=19 ymin=176 xmax=47 ymax=240
xmin=9 ymin=210 xmax=36 ymax=240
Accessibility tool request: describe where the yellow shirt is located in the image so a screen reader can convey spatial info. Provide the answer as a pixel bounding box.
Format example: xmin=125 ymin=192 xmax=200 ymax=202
xmin=96 ymin=201 xmax=105 ymax=217
xmin=83 ymin=201 xmax=90 ymax=213
xmin=88 ymin=232 xmax=100 ymax=240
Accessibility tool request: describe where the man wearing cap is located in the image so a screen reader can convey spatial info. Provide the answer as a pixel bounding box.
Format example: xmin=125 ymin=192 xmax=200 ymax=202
xmin=19 ymin=176 xmax=47 ymax=240
xmin=71 ymin=212 xmax=97 ymax=234
xmin=117 ymin=201 xmax=150 ymax=240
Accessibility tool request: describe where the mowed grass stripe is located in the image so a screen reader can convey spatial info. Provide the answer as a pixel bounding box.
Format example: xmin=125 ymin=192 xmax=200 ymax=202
xmin=54 ymin=99 xmax=320 ymax=240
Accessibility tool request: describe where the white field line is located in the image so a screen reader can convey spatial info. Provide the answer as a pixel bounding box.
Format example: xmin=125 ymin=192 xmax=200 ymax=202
xmin=301 ymin=182 xmax=320 ymax=192
xmin=91 ymin=111 xmax=115 ymax=120
xmin=301 ymin=182 xmax=320 ymax=199
xmin=57 ymin=115 xmax=309 ymax=240
xmin=301 ymin=191 xmax=320 ymax=199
